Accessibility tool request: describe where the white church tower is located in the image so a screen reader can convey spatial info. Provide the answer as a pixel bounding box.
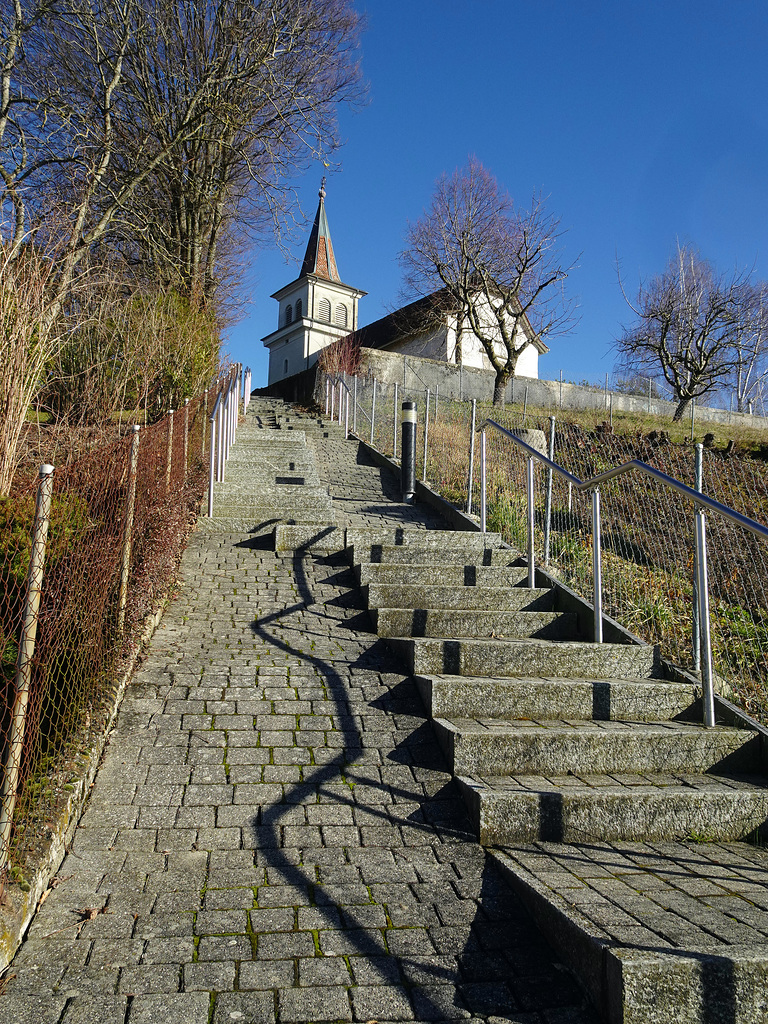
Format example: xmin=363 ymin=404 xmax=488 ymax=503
xmin=262 ymin=180 xmax=366 ymax=385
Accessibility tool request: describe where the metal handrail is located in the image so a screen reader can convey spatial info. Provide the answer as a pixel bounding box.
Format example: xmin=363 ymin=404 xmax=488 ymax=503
xmin=477 ymin=417 xmax=768 ymax=728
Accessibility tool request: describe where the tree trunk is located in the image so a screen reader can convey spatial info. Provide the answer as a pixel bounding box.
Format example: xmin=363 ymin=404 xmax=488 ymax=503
xmin=493 ymin=370 xmax=511 ymax=406
xmin=672 ymin=397 xmax=691 ymax=422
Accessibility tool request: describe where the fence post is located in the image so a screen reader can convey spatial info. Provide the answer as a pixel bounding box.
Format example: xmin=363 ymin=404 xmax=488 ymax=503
xmin=422 ymin=389 xmax=430 ymax=481
xmin=370 ymin=378 xmax=377 ymax=446
xmin=353 ymin=376 xmax=358 ymax=435
xmin=393 ymin=382 xmax=399 ymax=459
xmin=592 ymin=488 xmax=603 ymax=643
xmin=544 ymin=416 xmax=555 ymax=565
xmin=330 ymin=379 xmax=335 ymax=422
xmin=523 ymin=385 xmax=529 ymax=425
xmin=691 ymin=398 xmax=696 ymax=441
xmin=183 ymin=399 xmax=190 ymax=483
xmin=467 ymin=399 xmax=477 ymax=515
xmin=692 ymin=443 xmax=704 ymax=673
xmin=165 ymin=409 xmax=174 ymax=492
xmin=480 ymin=429 xmax=487 ymax=533
xmin=118 ymin=427 xmax=141 ymax=635
xmin=559 ymin=370 xmax=563 ymax=409
xmin=325 ymin=376 xmax=330 ymax=416
xmin=0 ymin=464 xmax=55 ymax=874
xmin=526 ymin=456 xmax=535 ymax=589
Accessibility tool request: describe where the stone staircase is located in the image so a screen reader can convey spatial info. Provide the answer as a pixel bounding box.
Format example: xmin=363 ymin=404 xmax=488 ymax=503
xmin=205 ymin=397 xmax=346 ymax=531
xmin=244 ymin=398 xmax=768 ymax=1023
xmin=346 ymin=525 xmax=768 ymax=848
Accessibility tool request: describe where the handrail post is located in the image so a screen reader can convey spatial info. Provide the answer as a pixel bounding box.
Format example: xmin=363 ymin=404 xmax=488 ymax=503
xmin=325 ymin=375 xmax=330 ymax=416
xmin=202 ymin=389 xmax=208 ymax=456
xmin=526 ymin=455 xmax=536 ymax=589
xmin=330 ymin=378 xmax=335 ymax=422
xmin=467 ymin=399 xmax=477 ymax=515
xmin=480 ymin=429 xmax=487 ymax=533
xmin=165 ymin=409 xmax=174 ymax=492
xmin=693 ymin=443 xmax=703 ymax=673
xmin=422 ymin=388 xmax=430 ymax=481
xmin=0 ymin=464 xmax=54 ymax=875
xmin=118 ymin=426 xmax=141 ymax=634
xmin=370 ymin=378 xmax=377 ymax=446
xmin=544 ymin=415 xmax=555 ymax=566
xmin=695 ymin=507 xmax=717 ymax=727
xmin=344 ymin=386 xmax=350 ymax=439
xmin=592 ymin=487 xmax=603 ymax=643
xmin=353 ymin=377 xmax=358 ymax=434
xmin=338 ymin=381 xmax=343 ymax=425
xmin=208 ymin=411 xmax=217 ymax=517
xmin=393 ymin=382 xmax=398 ymax=459
xmin=216 ymin=393 xmax=224 ymax=482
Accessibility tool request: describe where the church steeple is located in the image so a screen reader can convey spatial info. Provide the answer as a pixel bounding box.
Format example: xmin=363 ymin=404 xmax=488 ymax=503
xmin=300 ymin=178 xmax=341 ymax=282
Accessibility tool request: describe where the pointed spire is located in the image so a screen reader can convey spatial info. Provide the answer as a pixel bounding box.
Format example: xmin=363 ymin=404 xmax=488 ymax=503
xmin=301 ymin=178 xmax=341 ymax=282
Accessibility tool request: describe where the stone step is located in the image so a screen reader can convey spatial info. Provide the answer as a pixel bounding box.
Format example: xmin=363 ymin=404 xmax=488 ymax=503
xmin=414 ymin=674 xmax=697 ymax=722
xmin=457 ymin=772 xmax=768 ymax=844
xmin=355 ymin=562 xmax=531 ymax=588
xmin=389 ymin=636 xmax=661 ymax=679
xmin=365 ymin=583 xmax=555 ymax=612
xmin=353 ymin=542 xmax=520 ymax=568
xmin=489 ymin=841 xmax=768 ymax=1024
xmin=432 ymin=717 xmax=763 ymax=776
xmin=373 ymin=607 xmax=577 ymax=641
xmin=346 ymin=527 xmax=505 ymax=551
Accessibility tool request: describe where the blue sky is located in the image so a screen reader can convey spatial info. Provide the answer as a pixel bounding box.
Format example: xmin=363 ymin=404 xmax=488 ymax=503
xmin=226 ymin=1 xmax=768 ymax=395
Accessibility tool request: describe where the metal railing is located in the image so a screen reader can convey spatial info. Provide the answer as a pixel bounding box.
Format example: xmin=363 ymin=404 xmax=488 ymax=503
xmin=477 ymin=418 xmax=768 ymax=728
xmin=207 ymin=363 xmax=244 ymax=517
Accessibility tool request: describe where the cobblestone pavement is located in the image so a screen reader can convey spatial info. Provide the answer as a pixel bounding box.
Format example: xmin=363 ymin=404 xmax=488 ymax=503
xmin=0 ymin=433 xmax=597 ymax=1024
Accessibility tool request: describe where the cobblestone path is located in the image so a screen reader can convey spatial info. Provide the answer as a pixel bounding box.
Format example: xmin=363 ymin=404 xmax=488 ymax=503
xmin=0 ymin=426 xmax=596 ymax=1024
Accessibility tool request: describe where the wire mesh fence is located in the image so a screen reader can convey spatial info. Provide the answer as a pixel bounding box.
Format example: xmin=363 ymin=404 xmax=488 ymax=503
xmin=0 ymin=381 xmax=227 ymax=883
xmin=317 ymin=367 xmax=768 ymax=723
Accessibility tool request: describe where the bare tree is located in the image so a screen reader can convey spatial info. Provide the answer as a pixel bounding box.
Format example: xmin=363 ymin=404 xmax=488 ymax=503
xmin=0 ymin=0 xmax=362 ymax=489
xmin=729 ymin=282 xmax=768 ymax=413
xmin=399 ymin=157 xmax=574 ymax=405
xmin=616 ymin=245 xmax=757 ymax=421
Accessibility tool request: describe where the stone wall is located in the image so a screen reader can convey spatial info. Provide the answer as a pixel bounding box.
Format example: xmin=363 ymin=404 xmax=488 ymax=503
xmin=358 ymin=348 xmax=768 ymax=431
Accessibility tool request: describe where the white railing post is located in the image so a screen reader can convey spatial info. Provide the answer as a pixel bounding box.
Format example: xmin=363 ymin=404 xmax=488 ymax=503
xmin=467 ymin=399 xmax=477 ymax=515
xmin=422 ymin=388 xmax=430 ymax=481
xmin=480 ymin=429 xmax=487 ymax=533
xmin=695 ymin=507 xmax=717 ymax=728
xmin=544 ymin=416 xmax=555 ymax=566
xmin=526 ymin=456 xmax=535 ymax=589
xmin=592 ymin=488 xmax=603 ymax=643
xmin=393 ymin=382 xmax=399 ymax=459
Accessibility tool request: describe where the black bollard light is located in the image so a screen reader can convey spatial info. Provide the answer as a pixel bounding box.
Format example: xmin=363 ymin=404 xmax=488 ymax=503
xmin=401 ymin=401 xmax=416 ymax=503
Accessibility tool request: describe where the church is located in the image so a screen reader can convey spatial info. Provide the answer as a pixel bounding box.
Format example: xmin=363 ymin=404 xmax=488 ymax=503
xmin=262 ymin=182 xmax=546 ymax=385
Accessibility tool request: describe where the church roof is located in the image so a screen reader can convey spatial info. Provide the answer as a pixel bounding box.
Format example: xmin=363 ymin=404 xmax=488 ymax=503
xmin=300 ymin=179 xmax=341 ymax=282
xmin=350 ymin=288 xmax=549 ymax=355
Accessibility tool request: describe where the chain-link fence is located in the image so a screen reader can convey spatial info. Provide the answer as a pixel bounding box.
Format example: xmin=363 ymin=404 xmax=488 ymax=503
xmin=317 ymin=368 xmax=768 ymax=723
xmin=0 ymin=377 xmax=234 ymax=883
